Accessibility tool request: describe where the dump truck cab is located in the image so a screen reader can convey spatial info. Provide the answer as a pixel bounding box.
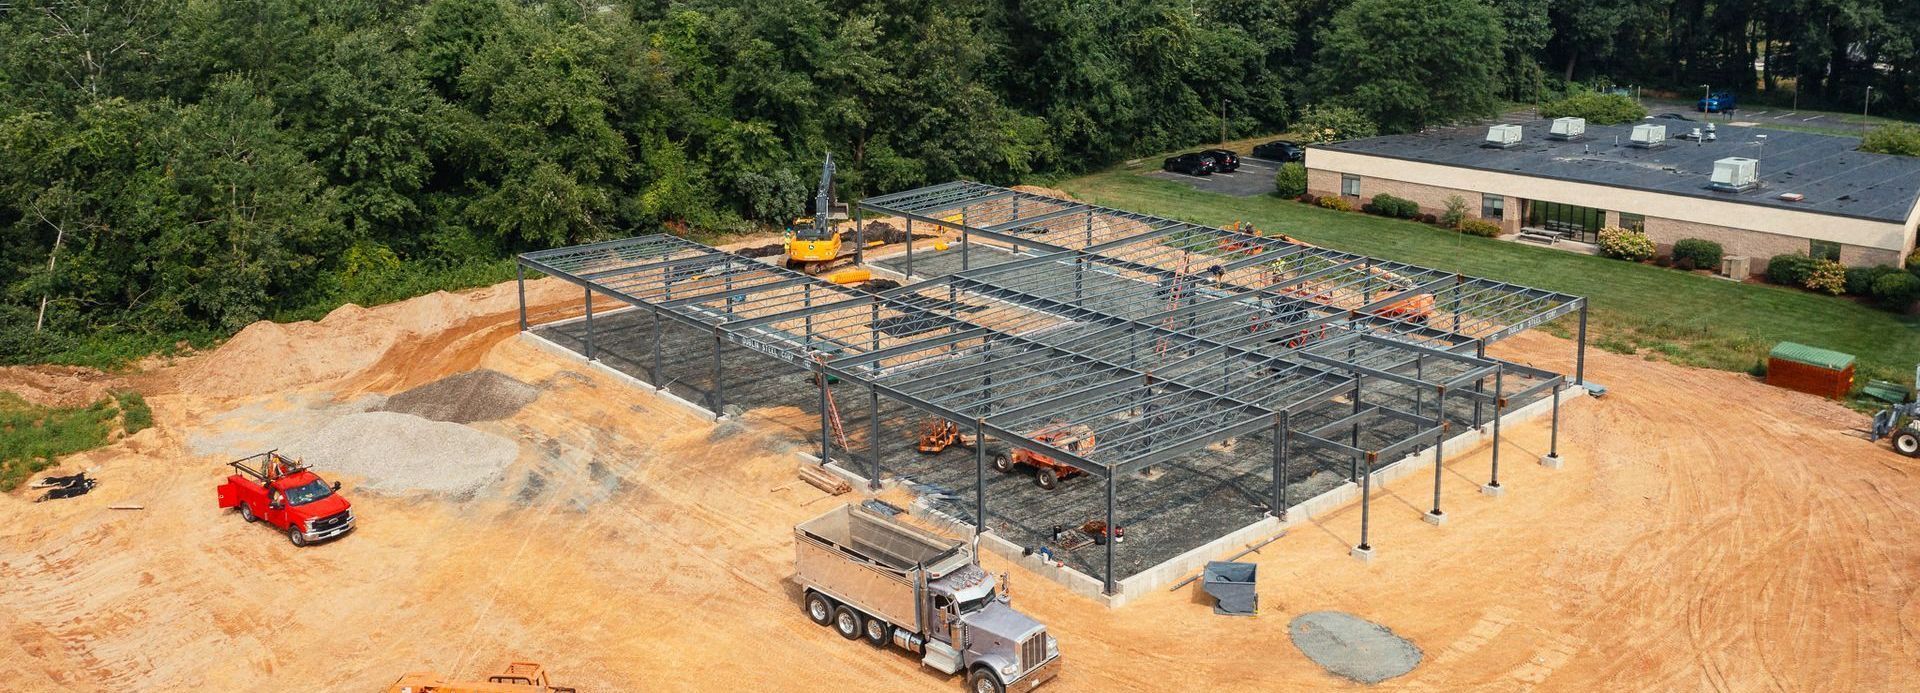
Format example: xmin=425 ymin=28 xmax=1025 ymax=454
xmin=216 ymin=451 xmax=355 ymax=547
xmin=795 ymin=504 xmax=1060 ymax=693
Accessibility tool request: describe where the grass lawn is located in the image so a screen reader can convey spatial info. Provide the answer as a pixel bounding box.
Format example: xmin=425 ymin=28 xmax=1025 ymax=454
xmin=0 ymin=390 xmax=148 ymax=491
xmin=1057 ymin=169 xmax=1920 ymax=392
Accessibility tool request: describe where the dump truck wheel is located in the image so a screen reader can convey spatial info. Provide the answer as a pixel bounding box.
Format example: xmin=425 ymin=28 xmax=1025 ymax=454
xmin=863 ymin=617 xmax=891 ymax=648
xmin=832 ymin=605 xmax=862 ymax=640
xmin=967 ymin=667 xmax=1005 ymax=693
xmin=991 ymin=454 xmax=1014 ymax=473
xmin=1897 ymin=430 xmax=1920 ymax=458
xmin=1035 ymin=468 xmax=1059 ymax=490
xmin=287 ymin=528 xmax=307 ymax=547
xmin=805 ymin=591 xmax=835 ymax=626
xmin=238 ymin=504 xmax=257 ymax=523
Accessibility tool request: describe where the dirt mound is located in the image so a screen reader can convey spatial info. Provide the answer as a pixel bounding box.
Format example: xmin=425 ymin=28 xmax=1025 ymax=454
xmin=283 ymin=411 xmax=518 ymax=496
xmin=1012 ymin=184 xmax=1077 ymax=200
xmin=376 ymin=369 xmax=539 ymax=424
xmin=0 ymin=365 xmax=122 ymax=408
xmin=172 ymin=278 xmax=575 ymax=399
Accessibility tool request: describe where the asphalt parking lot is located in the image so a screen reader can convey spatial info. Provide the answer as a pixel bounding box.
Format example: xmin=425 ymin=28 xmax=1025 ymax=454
xmin=1145 ymin=155 xmax=1284 ymax=197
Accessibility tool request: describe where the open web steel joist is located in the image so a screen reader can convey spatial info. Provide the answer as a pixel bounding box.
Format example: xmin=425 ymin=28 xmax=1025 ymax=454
xmin=517 ymin=181 xmax=1590 ymax=594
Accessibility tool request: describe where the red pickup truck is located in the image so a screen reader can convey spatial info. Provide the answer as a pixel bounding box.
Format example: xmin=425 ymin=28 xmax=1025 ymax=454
xmin=216 ymin=451 xmax=355 ymax=546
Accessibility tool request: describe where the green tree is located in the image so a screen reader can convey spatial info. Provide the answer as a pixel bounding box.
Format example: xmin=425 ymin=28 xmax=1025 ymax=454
xmin=1312 ymin=0 xmax=1509 ymax=133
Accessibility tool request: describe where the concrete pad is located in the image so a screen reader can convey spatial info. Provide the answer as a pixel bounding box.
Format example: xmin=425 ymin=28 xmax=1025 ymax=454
xmin=1349 ymin=546 xmax=1375 ymax=562
xmin=1481 ymin=483 xmax=1506 ymax=497
xmin=1289 ymin=611 xmax=1423 ymax=684
xmin=1423 ymin=510 xmax=1448 ymax=526
xmin=1540 ymin=453 xmax=1564 ymax=469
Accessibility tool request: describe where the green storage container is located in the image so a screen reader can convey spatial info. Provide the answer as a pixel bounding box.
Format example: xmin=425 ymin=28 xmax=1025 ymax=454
xmin=1768 ymin=342 xmax=1854 ymax=371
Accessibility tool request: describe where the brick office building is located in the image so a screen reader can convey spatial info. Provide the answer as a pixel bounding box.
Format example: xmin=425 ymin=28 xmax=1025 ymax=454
xmin=1305 ymin=118 xmax=1920 ymax=273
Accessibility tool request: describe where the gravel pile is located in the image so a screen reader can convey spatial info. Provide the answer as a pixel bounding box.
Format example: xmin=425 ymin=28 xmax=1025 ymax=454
xmin=284 ymin=411 xmax=518 ymax=495
xmin=376 ymin=369 xmax=539 ymax=424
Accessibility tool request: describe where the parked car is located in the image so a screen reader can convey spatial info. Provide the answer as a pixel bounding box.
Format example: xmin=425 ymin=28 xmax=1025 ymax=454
xmin=1251 ymin=140 xmax=1304 ymax=162
xmin=1162 ymin=153 xmax=1215 ymax=176
xmin=1199 ymin=148 xmax=1240 ymax=173
xmin=1696 ymin=91 xmax=1737 ymax=113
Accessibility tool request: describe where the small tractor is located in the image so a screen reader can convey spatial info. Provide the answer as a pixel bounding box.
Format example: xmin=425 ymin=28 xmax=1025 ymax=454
xmin=784 ymin=153 xmax=850 ymax=274
xmin=990 ymin=423 xmax=1095 ymax=490
xmin=1869 ymin=366 xmax=1920 ymax=457
xmin=215 ymin=450 xmax=355 ymax=546
xmin=385 ymin=661 xmax=577 ymax=693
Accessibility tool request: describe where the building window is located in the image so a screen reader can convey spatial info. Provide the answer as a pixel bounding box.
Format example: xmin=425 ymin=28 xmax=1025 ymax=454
xmin=1526 ymin=200 xmax=1607 ymax=244
xmin=1810 ymin=239 xmax=1841 ymax=261
xmin=1619 ymin=213 xmax=1645 ymax=232
xmin=1482 ymin=195 xmax=1504 ymax=220
xmin=1341 ymin=175 xmax=1360 ymax=197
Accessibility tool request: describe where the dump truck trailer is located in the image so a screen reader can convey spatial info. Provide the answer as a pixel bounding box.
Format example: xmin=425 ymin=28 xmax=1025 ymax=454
xmin=794 ymin=504 xmax=1061 ymax=693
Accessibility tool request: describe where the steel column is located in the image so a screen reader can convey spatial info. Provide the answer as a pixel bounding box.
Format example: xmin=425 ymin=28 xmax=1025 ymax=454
xmin=1358 ymin=452 xmax=1375 ymax=552
xmin=516 ymin=264 xmax=527 ymax=331
xmin=1487 ymin=367 xmax=1504 ymax=489
xmin=1472 ymin=341 xmax=1486 ymax=428
xmin=583 ymin=287 xmax=595 ymax=360
xmin=1575 ymin=299 xmax=1589 ymax=385
xmin=906 ymin=217 xmax=915 ymax=277
xmin=712 ymin=326 xmax=726 ymax=416
xmin=818 ymin=362 xmax=832 ymax=464
xmin=1104 ymin=471 xmax=1117 ymax=595
xmin=869 ymin=385 xmax=882 ymax=490
xmin=1430 ymin=388 xmax=1448 ymax=518
xmin=1272 ymin=411 xmax=1290 ymax=519
xmin=1349 ymin=376 xmax=1362 ymax=481
xmin=650 ymin=307 xmax=663 ymax=384
xmin=975 ymin=419 xmax=988 ymax=535
xmin=1549 ymin=382 xmax=1562 ymax=457
xmin=854 ymin=206 xmax=865 ymax=265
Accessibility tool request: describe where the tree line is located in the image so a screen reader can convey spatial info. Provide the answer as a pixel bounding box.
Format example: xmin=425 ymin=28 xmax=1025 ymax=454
xmin=2 ymin=0 xmax=1916 ymax=364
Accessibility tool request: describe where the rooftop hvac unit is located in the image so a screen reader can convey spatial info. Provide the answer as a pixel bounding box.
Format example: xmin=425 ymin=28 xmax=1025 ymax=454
xmin=1629 ymin=124 xmax=1667 ymax=148
xmin=1548 ymin=117 xmax=1586 ymax=140
xmin=1483 ymin=124 xmax=1523 ymax=148
xmin=1709 ymin=157 xmax=1759 ymax=192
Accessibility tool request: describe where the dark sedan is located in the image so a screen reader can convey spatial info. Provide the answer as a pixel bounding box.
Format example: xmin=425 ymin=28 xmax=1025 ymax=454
xmin=1199 ymin=148 xmax=1240 ymax=173
xmin=1162 ymin=153 xmax=1215 ymax=176
xmin=1251 ymin=140 xmax=1304 ymax=162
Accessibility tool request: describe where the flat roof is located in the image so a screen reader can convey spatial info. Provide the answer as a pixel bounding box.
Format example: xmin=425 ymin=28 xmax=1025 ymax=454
xmin=1316 ymin=116 xmax=1920 ymax=223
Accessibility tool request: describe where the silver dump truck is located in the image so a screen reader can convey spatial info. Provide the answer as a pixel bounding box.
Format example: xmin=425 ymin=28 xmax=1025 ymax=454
xmin=795 ymin=504 xmax=1061 ymax=693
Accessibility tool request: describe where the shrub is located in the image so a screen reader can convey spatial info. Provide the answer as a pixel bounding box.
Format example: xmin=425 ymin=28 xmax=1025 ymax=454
xmin=1845 ymin=265 xmax=1902 ymax=295
xmin=1296 ymin=104 xmax=1379 ymax=144
xmin=1765 ymin=254 xmax=1816 ymax=286
xmin=1417 ymin=213 xmax=1438 ymax=225
xmin=1597 ymin=226 xmax=1655 ymax=261
xmin=1274 ymin=162 xmax=1308 ymax=197
xmin=1370 ymin=193 xmax=1418 ymax=218
xmin=1538 ymin=91 xmax=1649 ymax=125
xmin=1670 ymin=238 xmax=1723 ymax=271
xmin=1440 ymin=195 xmax=1469 ymax=228
xmin=1316 ymin=195 xmax=1354 ymax=212
xmin=1861 ymin=123 xmax=1920 ymax=157
xmin=1804 ymin=259 xmax=1846 ymax=295
xmin=1457 ymin=218 xmax=1502 ymax=237
xmin=1907 ymin=252 xmax=1920 ymax=274
xmin=1872 ymin=271 xmax=1920 ymax=309
xmin=1295 ymin=193 xmax=1318 ymax=205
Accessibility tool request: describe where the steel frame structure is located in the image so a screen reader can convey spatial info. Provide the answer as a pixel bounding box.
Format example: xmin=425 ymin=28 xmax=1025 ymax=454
xmin=517 ymin=181 xmax=1590 ymax=594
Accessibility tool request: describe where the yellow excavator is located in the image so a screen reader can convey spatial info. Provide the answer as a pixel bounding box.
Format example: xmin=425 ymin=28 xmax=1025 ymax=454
xmin=784 ymin=153 xmax=850 ymax=274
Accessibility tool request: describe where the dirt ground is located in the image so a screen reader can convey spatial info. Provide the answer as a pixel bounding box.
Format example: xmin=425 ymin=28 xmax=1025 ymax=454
xmin=3 ymin=277 xmax=1918 ymax=692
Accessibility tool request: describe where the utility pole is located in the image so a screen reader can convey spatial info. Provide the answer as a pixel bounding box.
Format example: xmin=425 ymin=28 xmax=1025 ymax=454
xmin=1220 ymin=98 xmax=1229 ymax=145
xmin=1863 ymin=86 xmax=1874 ymax=132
